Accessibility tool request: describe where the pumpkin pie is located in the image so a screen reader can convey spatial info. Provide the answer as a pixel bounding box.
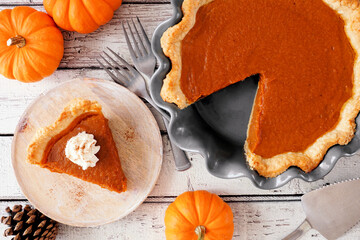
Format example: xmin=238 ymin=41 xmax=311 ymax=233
xmin=160 ymin=0 xmax=360 ymax=177
xmin=27 ymin=99 xmax=127 ymax=193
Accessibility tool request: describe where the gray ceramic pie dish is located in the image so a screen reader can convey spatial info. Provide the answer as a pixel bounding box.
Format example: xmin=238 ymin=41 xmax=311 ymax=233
xmin=150 ymin=0 xmax=360 ymax=189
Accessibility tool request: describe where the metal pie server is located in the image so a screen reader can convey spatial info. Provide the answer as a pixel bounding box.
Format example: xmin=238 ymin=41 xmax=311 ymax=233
xmin=283 ymin=178 xmax=360 ymax=240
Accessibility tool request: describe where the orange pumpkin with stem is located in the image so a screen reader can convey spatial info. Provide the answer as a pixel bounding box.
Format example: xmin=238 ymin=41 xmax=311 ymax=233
xmin=43 ymin=0 xmax=123 ymax=34
xmin=0 ymin=6 xmax=64 ymax=82
xmin=165 ymin=190 xmax=234 ymax=240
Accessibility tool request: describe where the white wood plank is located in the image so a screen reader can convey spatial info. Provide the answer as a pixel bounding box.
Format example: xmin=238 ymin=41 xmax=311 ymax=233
xmin=1 ymin=200 xmax=359 ymax=240
xmin=0 ymin=0 xmax=30 ymax=4
xmin=2 ymin=135 xmax=360 ymax=198
xmin=0 ymin=70 xmax=165 ymax=134
xmin=0 ymin=4 xmax=172 ymax=68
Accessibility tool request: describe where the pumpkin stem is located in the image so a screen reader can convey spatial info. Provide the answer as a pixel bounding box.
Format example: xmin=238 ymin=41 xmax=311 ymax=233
xmin=7 ymin=35 xmax=26 ymax=48
xmin=195 ymin=225 xmax=206 ymax=240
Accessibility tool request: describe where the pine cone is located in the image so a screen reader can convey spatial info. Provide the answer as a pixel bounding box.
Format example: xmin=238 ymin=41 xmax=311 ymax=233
xmin=1 ymin=204 xmax=58 ymax=240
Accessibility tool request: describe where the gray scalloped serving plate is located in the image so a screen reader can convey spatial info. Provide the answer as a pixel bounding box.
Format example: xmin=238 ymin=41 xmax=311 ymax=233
xmin=150 ymin=0 xmax=360 ymax=189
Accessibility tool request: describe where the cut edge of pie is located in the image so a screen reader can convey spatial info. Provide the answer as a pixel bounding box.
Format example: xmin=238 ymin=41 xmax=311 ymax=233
xmin=160 ymin=0 xmax=360 ymax=177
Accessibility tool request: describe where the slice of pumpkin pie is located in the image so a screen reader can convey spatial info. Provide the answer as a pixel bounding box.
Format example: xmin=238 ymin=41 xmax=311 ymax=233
xmin=27 ymin=98 xmax=127 ymax=193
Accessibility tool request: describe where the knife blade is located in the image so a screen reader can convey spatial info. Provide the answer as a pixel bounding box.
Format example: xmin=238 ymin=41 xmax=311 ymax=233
xmin=283 ymin=178 xmax=360 ymax=240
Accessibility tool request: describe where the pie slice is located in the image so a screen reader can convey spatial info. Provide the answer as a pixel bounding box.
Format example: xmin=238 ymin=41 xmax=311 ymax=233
xmin=160 ymin=0 xmax=360 ymax=177
xmin=27 ymin=99 xmax=127 ymax=193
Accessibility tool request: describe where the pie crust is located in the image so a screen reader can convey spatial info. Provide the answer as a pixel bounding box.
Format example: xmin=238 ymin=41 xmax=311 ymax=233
xmin=160 ymin=0 xmax=360 ymax=177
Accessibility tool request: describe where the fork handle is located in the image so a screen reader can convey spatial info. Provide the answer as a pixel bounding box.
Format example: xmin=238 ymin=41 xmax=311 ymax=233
xmin=143 ymin=93 xmax=191 ymax=170
xmin=145 ymin=95 xmax=170 ymax=121
xmin=163 ymin=118 xmax=191 ymax=171
xmin=141 ymin=76 xmax=191 ymax=171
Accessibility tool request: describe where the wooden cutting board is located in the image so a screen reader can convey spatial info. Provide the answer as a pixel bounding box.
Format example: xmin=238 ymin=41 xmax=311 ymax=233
xmin=11 ymin=79 xmax=163 ymax=227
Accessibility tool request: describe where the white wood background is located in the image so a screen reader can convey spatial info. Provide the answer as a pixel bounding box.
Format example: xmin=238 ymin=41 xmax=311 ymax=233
xmin=1 ymin=1 xmax=360 ymax=239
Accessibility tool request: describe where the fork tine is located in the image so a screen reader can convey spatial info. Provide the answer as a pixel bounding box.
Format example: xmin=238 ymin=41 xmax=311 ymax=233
xmin=125 ymin=20 xmax=143 ymax=57
xmin=103 ymin=51 xmax=133 ymax=80
xmin=97 ymin=58 xmax=121 ymax=84
xmin=98 ymin=61 xmax=127 ymax=87
xmin=100 ymin=55 xmax=129 ymax=84
xmin=131 ymin=18 xmax=147 ymax=54
xmin=106 ymin=47 xmax=139 ymax=76
xmin=100 ymin=54 xmax=127 ymax=80
xmin=102 ymin=57 xmax=129 ymax=86
xmin=136 ymin=16 xmax=152 ymax=53
xmin=122 ymin=22 xmax=139 ymax=59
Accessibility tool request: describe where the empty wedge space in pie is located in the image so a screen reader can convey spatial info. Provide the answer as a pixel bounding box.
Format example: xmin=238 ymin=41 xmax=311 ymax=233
xmin=160 ymin=0 xmax=360 ymax=177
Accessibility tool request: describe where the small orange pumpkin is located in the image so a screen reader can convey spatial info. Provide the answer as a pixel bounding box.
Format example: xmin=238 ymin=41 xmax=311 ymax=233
xmin=165 ymin=190 xmax=234 ymax=240
xmin=43 ymin=0 xmax=123 ymax=34
xmin=0 ymin=6 xmax=64 ymax=82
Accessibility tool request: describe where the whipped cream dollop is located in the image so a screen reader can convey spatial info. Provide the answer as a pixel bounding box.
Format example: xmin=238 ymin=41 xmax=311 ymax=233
xmin=65 ymin=131 xmax=100 ymax=170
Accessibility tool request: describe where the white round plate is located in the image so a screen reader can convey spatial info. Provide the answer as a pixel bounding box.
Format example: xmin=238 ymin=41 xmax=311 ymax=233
xmin=11 ymin=79 xmax=163 ymax=227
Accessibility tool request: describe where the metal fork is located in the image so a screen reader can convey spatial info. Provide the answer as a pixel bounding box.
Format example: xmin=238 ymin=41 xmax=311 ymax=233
xmin=98 ymin=49 xmax=191 ymax=171
xmin=123 ymin=17 xmax=156 ymax=78
xmin=98 ymin=48 xmax=168 ymax=120
xmin=122 ymin=18 xmax=191 ymax=171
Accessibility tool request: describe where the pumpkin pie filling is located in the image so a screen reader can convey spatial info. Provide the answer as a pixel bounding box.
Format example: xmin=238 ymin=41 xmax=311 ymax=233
xmin=179 ymin=0 xmax=355 ymax=158
xmin=27 ymin=99 xmax=127 ymax=193
xmin=45 ymin=114 xmax=126 ymax=193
